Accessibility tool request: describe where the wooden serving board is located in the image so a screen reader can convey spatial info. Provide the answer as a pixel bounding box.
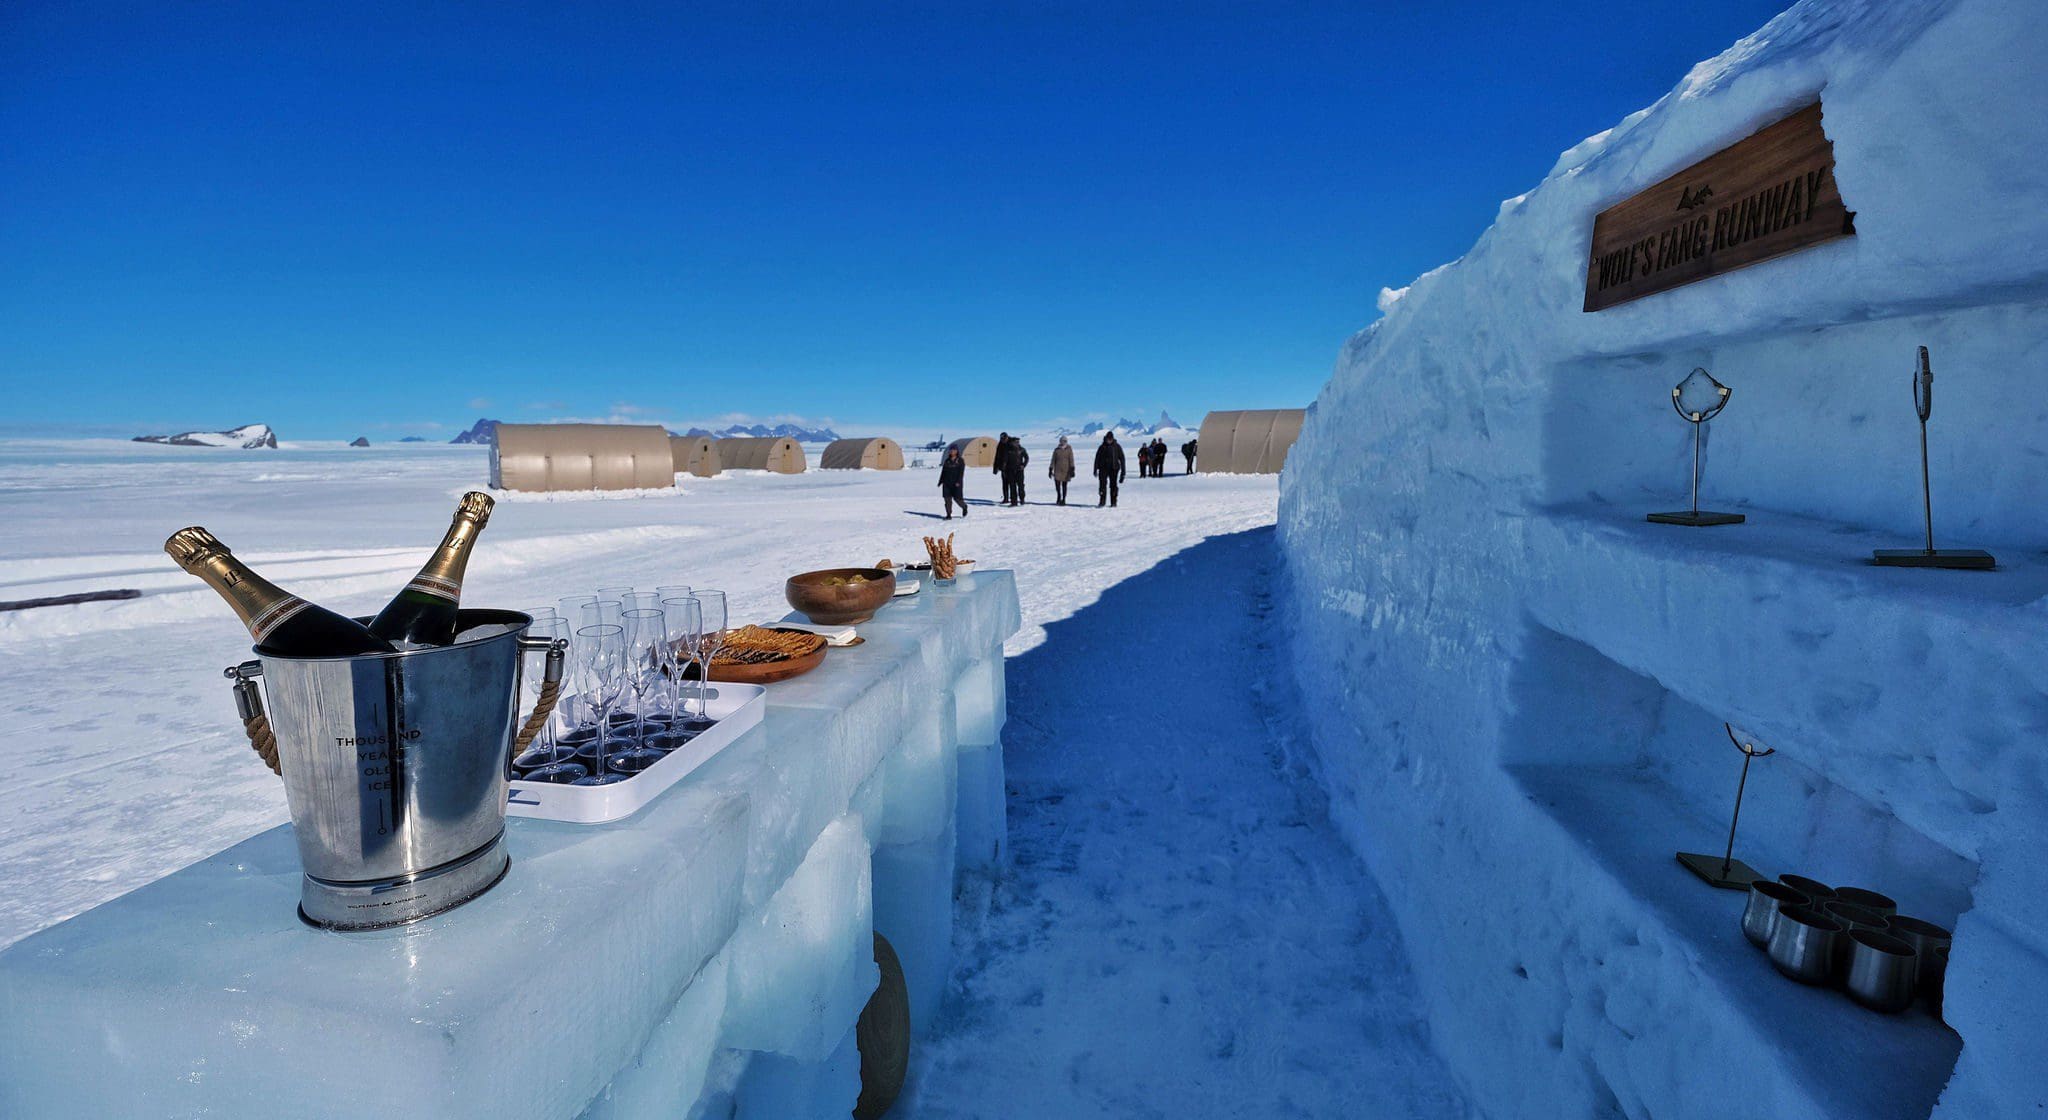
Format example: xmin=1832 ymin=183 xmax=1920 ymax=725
xmin=708 ymin=643 xmax=826 ymax=685
xmin=676 ymin=627 xmax=830 ymax=685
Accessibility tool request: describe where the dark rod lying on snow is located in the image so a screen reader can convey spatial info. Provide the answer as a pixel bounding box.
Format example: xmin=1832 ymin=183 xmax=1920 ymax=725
xmin=0 ymin=588 xmax=143 ymax=613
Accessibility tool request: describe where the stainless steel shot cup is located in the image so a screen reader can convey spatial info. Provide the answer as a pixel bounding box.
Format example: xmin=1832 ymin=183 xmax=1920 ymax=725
xmin=1742 ymin=880 xmax=1808 ymax=949
xmin=1833 ymin=886 xmax=1898 ymax=916
xmin=1779 ymin=874 xmax=1836 ymax=904
xmin=1768 ymin=906 xmax=1843 ymax=985
xmin=1845 ymin=928 xmax=1918 ymax=1012
xmin=1886 ymin=915 xmax=1953 ymax=1004
xmin=1823 ymin=901 xmax=1892 ymax=982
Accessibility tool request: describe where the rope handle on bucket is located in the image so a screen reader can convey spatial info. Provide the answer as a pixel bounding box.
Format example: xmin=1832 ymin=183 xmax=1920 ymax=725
xmin=223 ymin=637 xmax=569 ymax=779
xmin=225 ymin=662 xmax=283 ymax=776
xmin=512 ymin=639 xmax=569 ymax=754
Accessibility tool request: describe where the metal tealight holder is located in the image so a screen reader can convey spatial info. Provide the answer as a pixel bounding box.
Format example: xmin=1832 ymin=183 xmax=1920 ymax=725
xmin=1872 ymin=345 xmax=1995 ymax=570
xmin=1676 ymin=723 xmax=1774 ymax=890
xmin=1648 ymin=367 xmax=1746 ymax=527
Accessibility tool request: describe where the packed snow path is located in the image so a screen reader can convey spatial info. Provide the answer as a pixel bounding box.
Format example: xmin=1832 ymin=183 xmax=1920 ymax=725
xmin=904 ymin=528 xmax=1471 ymax=1119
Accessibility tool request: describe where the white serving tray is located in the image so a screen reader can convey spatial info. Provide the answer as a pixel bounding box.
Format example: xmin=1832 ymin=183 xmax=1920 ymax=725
xmin=507 ymin=683 xmax=766 ymax=824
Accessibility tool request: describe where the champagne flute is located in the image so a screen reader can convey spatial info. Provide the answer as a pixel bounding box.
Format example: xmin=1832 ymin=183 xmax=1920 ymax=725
xmin=569 ymin=624 xmax=629 ymax=786
xmin=661 ymin=596 xmax=705 ymax=737
xmin=654 ymin=585 xmax=692 ymax=725
xmin=607 ymin=609 xmax=669 ymax=774
xmin=690 ymin=590 xmax=727 ymax=732
xmin=512 ymin=616 xmax=580 ymax=773
xmin=581 ymin=601 xmax=631 ymax=726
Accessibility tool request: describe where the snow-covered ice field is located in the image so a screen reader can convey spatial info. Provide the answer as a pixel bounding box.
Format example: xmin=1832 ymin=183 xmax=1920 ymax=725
xmin=0 ymin=438 xmax=1477 ymax=1115
xmin=0 ymin=439 xmax=1276 ymax=950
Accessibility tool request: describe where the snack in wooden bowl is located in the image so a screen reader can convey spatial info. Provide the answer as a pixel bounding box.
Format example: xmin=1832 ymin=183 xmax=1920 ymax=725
xmin=786 ymin=567 xmax=897 ymax=625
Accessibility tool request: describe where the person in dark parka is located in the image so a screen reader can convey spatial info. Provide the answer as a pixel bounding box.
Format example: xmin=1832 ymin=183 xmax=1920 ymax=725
xmin=992 ymin=433 xmax=1012 ymax=505
xmin=938 ymin=445 xmax=968 ymax=519
xmin=993 ymin=433 xmax=1030 ymax=506
xmin=1049 ymin=435 xmax=1075 ymax=505
xmin=1182 ymin=437 xmax=1198 ymax=474
xmin=1094 ymin=431 xmax=1126 ymax=507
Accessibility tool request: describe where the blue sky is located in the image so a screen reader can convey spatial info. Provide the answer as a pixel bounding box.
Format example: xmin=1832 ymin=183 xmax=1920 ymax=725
xmin=1 ymin=1 xmax=1789 ymax=440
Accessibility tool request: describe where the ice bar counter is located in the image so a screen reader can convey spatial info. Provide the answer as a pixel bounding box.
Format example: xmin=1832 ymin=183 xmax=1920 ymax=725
xmin=0 ymin=570 xmax=1021 ymax=1119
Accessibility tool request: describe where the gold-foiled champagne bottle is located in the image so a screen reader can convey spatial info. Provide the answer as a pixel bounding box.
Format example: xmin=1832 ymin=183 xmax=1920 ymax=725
xmin=165 ymin=528 xmax=392 ymax=655
xmin=367 ymin=491 xmax=495 ymax=648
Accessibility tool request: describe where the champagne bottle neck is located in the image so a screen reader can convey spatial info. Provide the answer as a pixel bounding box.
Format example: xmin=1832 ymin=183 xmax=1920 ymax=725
xmin=405 ymin=514 xmax=484 ymax=604
xmin=188 ymin=551 xmax=311 ymax=642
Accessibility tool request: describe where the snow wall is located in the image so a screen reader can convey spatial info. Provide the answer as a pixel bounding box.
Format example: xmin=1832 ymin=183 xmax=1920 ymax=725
xmin=1277 ymin=2 xmax=2048 ymax=1117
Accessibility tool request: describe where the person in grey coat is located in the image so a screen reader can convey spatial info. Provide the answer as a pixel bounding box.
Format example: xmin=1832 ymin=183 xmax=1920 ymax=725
xmin=1048 ymin=436 xmax=1076 ymax=505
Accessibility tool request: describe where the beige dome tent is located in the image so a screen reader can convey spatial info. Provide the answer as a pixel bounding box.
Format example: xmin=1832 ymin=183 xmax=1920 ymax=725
xmin=1195 ymin=409 xmax=1306 ymax=474
xmin=715 ymin=436 xmax=807 ymax=473
xmin=490 ymin=423 xmax=676 ymax=492
xmin=669 ymin=435 xmax=721 ymax=478
xmin=947 ymin=436 xmax=997 ymax=468
xmin=819 ymin=437 xmax=905 ymax=470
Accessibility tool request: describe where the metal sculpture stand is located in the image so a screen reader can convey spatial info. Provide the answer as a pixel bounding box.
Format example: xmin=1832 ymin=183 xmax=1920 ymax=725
xmin=1873 ymin=346 xmax=1995 ymax=569
xmin=1648 ymin=368 xmax=1745 ymax=527
xmin=1676 ymin=723 xmax=1774 ymax=890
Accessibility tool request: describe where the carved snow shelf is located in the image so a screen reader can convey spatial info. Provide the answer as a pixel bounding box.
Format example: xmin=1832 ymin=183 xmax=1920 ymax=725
xmin=1507 ymin=760 xmax=1961 ymax=1120
xmin=1524 ymin=502 xmax=2046 ymax=864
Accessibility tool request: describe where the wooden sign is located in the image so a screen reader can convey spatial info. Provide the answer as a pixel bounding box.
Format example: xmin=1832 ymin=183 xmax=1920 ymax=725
xmin=1583 ymin=103 xmax=1854 ymax=312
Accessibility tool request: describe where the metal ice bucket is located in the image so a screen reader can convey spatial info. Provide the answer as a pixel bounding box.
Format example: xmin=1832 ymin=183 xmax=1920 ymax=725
xmin=226 ymin=609 xmax=560 ymax=930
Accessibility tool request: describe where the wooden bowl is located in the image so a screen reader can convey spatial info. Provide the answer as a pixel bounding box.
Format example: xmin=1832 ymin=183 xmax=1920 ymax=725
xmin=785 ymin=567 xmax=897 ymax=625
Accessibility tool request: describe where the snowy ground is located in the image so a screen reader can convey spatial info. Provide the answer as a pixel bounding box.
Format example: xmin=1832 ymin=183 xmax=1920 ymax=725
xmin=0 ymin=439 xmax=1268 ymax=950
xmin=901 ymin=527 xmax=1471 ymax=1119
xmin=0 ymin=439 xmax=1467 ymax=1116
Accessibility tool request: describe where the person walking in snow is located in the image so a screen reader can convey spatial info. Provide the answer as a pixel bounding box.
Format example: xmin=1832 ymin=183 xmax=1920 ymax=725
xmin=1135 ymin=441 xmax=1152 ymax=479
xmin=991 ymin=434 xmax=1011 ymax=505
xmin=994 ymin=433 xmax=1029 ymax=506
xmin=1182 ymin=437 xmax=1197 ymax=474
xmin=1049 ymin=436 xmax=1075 ymax=505
xmin=1094 ymin=431 xmax=1126 ymax=507
xmin=1151 ymin=437 xmax=1168 ymax=477
xmin=938 ymin=445 xmax=968 ymax=520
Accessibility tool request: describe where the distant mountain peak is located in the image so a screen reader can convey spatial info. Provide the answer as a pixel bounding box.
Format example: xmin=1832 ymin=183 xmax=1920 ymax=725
xmin=450 ymin=419 xmax=499 ymax=445
xmin=678 ymin=422 xmax=840 ymax=442
xmin=132 ymin=423 xmax=277 ymax=449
